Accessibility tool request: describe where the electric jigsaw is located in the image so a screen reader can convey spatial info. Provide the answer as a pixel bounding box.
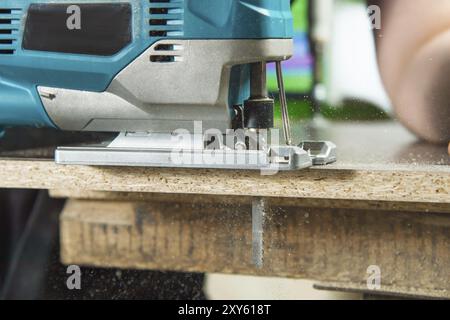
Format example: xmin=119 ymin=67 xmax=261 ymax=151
xmin=0 ymin=0 xmax=336 ymax=170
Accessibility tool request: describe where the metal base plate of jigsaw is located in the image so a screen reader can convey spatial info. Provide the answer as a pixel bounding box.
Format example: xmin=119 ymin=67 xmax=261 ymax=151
xmin=55 ymin=133 xmax=336 ymax=171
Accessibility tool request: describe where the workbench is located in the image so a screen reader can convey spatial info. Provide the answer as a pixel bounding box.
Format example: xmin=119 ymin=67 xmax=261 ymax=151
xmin=0 ymin=121 xmax=449 ymax=299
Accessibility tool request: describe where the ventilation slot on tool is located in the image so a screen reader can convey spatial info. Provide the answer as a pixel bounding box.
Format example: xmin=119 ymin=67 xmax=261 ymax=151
xmin=148 ymin=0 xmax=184 ymax=38
xmin=0 ymin=8 xmax=21 ymax=55
xmin=149 ymin=42 xmax=183 ymax=63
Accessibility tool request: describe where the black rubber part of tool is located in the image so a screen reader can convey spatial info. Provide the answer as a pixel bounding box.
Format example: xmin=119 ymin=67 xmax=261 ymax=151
xmin=243 ymin=98 xmax=274 ymax=129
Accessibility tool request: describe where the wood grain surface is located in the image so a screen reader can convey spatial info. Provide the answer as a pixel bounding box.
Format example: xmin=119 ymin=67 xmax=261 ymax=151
xmin=48 ymin=190 xmax=450 ymax=213
xmin=60 ymin=199 xmax=450 ymax=298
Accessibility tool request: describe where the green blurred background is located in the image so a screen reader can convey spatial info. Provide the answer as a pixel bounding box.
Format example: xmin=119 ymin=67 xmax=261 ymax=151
xmin=270 ymin=0 xmax=390 ymax=122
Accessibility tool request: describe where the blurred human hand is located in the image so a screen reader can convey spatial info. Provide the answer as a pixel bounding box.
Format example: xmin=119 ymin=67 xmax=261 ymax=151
xmin=369 ymin=0 xmax=450 ymax=144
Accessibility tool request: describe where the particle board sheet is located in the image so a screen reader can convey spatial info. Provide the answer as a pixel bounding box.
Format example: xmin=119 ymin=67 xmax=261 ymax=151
xmin=0 ymin=122 xmax=448 ymax=205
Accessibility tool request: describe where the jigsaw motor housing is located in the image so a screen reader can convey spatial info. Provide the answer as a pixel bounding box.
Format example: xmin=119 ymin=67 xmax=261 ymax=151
xmin=0 ymin=0 xmax=293 ymax=133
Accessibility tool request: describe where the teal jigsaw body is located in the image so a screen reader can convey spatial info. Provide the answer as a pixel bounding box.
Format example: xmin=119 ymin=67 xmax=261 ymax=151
xmin=0 ymin=0 xmax=293 ymax=130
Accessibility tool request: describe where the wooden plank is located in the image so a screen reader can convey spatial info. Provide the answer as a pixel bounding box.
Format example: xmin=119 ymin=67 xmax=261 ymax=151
xmin=0 ymin=159 xmax=448 ymax=204
xmin=60 ymin=199 xmax=450 ymax=298
xmin=50 ymin=190 xmax=450 ymax=213
xmin=313 ymin=282 xmax=443 ymax=300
